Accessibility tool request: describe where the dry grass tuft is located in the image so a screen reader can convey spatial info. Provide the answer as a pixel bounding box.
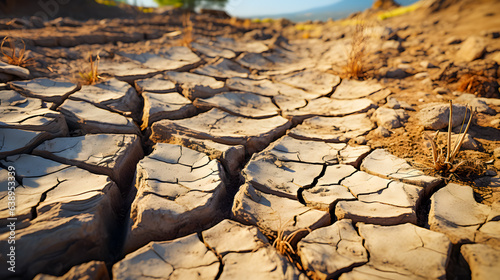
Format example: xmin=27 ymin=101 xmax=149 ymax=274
xmin=423 ymin=101 xmax=482 ymax=176
xmin=79 ymin=52 xmax=100 ymax=85
xmin=1 ymin=36 xmax=34 ymax=67
xmin=457 ymin=73 xmax=498 ymax=98
xmin=272 ymin=217 xmax=311 ymax=265
xmin=343 ymin=23 xmax=366 ymax=79
xmin=180 ymin=12 xmax=193 ymax=48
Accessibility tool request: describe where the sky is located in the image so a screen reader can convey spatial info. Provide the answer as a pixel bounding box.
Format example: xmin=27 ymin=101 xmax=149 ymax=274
xmin=225 ymin=0 xmax=341 ymax=17
xmin=135 ymin=0 xmax=342 ymax=17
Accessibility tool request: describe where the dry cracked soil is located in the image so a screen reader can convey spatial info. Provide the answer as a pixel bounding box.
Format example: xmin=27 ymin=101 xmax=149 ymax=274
xmin=0 ymin=0 xmax=500 ymax=279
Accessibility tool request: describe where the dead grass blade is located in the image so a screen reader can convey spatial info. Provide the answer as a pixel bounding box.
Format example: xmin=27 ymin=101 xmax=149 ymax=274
xmin=78 ymin=52 xmax=100 ymax=85
xmin=445 ymin=100 xmax=452 ymax=163
xmin=449 ymin=105 xmax=474 ymax=160
xmin=423 ymin=132 xmax=438 ymax=166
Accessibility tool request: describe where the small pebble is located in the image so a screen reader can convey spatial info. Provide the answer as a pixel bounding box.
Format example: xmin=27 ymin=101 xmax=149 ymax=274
xmin=375 ymin=126 xmax=391 ymax=137
xmin=420 ymin=61 xmax=438 ymax=69
xmin=397 ymin=64 xmax=413 ymax=70
xmin=414 ymin=72 xmax=429 ymax=80
xmin=383 ymin=68 xmax=408 ymax=79
xmin=353 ymin=136 xmax=367 ymax=145
xmin=445 ymin=36 xmax=462 ymax=45
xmin=433 ymin=87 xmax=451 ymax=95
xmin=420 ymin=77 xmax=433 ymax=86
xmin=395 ymin=58 xmax=411 ymax=64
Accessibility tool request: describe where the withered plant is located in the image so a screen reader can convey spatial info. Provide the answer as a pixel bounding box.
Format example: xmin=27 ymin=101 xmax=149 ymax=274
xmin=272 ymin=217 xmax=310 ymax=265
xmin=457 ymin=73 xmax=499 ymax=98
xmin=79 ymin=52 xmax=100 ymax=85
xmin=423 ymin=101 xmax=475 ymax=175
xmin=343 ymin=22 xmax=366 ymax=79
xmin=1 ymin=36 xmax=34 ymax=67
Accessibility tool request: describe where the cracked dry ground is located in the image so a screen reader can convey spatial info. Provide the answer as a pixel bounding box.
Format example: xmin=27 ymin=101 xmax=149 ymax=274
xmin=1 ymin=16 xmax=500 ymax=280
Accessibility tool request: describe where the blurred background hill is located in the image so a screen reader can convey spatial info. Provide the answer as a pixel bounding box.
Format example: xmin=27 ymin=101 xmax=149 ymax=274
xmin=0 ymin=0 xmax=422 ymax=21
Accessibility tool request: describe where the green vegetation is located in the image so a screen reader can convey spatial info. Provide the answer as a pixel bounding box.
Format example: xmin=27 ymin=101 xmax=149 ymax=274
xmin=294 ymin=23 xmax=316 ymax=31
xmin=95 ymin=0 xmax=154 ymax=12
xmin=377 ymin=3 xmax=421 ymax=20
xmin=95 ymin=0 xmax=127 ymax=6
xmin=153 ymin=0 xmax=228 ymax=11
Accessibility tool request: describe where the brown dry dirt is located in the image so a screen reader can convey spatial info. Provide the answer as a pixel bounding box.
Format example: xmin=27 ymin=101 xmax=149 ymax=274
xmin=1 ymin=0 xmax=500 ymax=279
xmin=1 ymin=0 xmax=500 ymax=192
xmin=325 ymin=0 xmax=500 ymax=196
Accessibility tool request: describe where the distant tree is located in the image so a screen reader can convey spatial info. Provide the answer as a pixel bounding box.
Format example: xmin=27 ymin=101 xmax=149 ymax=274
xmin=153 ymin=0 xmax=228 ymax=11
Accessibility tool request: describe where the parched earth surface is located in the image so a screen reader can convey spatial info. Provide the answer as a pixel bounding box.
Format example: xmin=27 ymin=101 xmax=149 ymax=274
xmin=1 ymin=0 xmax=500 ymax=279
